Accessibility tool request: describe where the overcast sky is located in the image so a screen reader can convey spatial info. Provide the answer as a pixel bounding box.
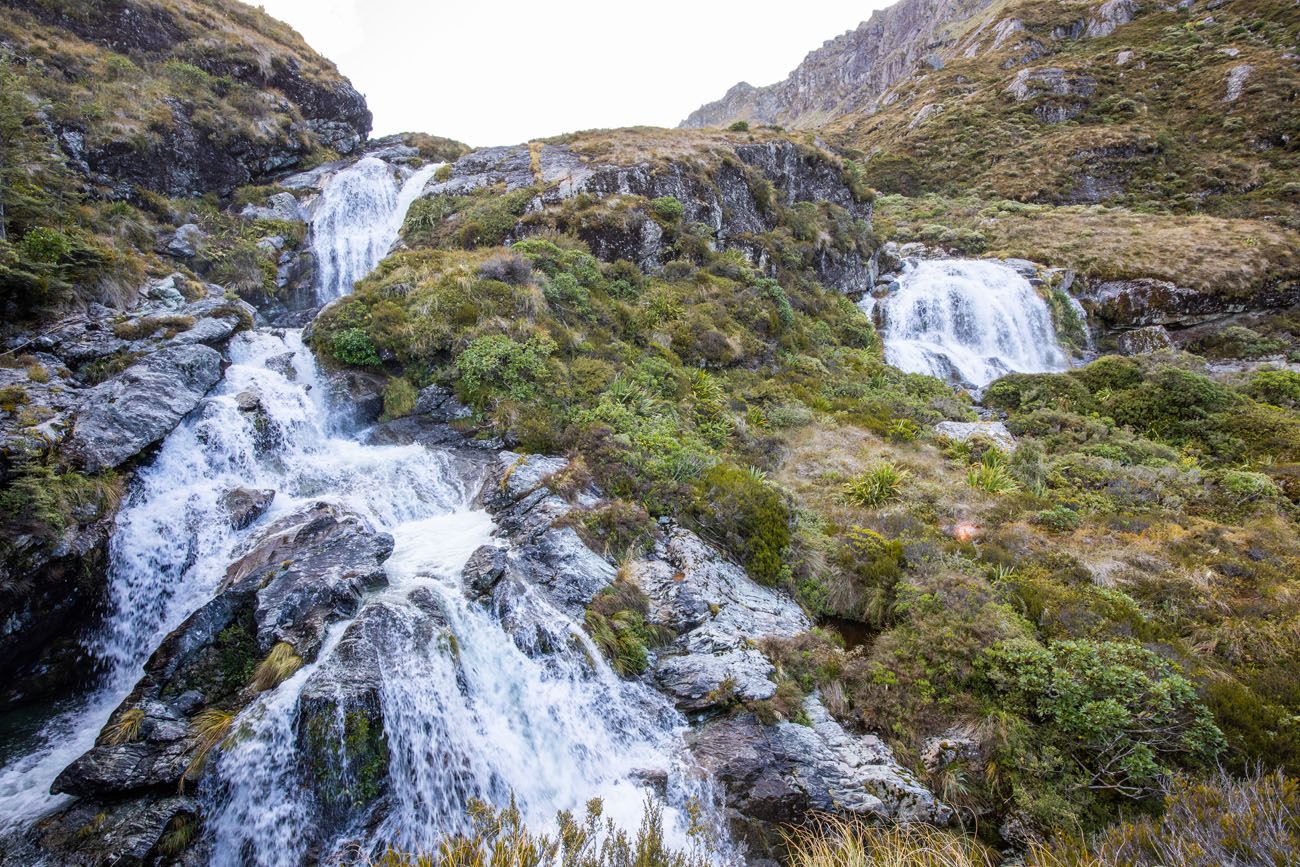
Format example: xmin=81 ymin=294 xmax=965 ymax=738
xmin=250 ymin=1 xmax=889 ymax=147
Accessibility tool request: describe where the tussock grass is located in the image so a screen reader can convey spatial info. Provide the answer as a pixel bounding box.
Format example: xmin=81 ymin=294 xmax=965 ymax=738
xmin=783 ymin=817 xmax=1001 ymax=867
xmin=102 ymin=707 xmax=144 ymax=745
xmin=250 ymin=641 xmax=303 ymax=692
xmin=183 ymin=708 xmax=236 ymax=788
xmin=841 ymin=462 xmax=910 ymax=507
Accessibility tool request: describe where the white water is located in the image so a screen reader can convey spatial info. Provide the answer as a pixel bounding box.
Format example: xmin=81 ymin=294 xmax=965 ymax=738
xmin=0 ymin=153 xmax=707 ymax=863
xmin=311 ymin=157 xmax=439 ymax=301
xmin=868 ymin=259 xmax=1069 ymax=388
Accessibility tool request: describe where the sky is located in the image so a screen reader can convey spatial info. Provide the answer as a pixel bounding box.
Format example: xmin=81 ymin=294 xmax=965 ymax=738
xmin=250 ymin=1 xmax=891 ymax=147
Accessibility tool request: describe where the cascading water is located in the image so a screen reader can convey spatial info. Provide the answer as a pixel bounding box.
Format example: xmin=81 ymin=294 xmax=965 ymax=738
xmin=0 ymin=151 xmax=711 ymax=863
xmin=866 ymin=259 xmax=1070 ymax=388
xmin=312 ymin=157 xmax=440 ymax=301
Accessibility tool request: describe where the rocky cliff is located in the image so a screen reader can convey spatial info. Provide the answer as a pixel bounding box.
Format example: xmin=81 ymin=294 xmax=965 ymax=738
xmin=0 ymin=0 xmax=372 ymax=198
xmin=682 ymin=0 xmax=998 ymax=129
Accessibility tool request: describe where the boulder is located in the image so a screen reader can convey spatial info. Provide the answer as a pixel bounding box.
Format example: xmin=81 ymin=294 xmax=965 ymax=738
xmin=935 ymin=421 xmax=1017 ymax=451
xmin=69 ymin=344 xmax=223 ymax=472
xmin=1116 ymin=325 xmax=1174 ymax=356
xmin=220 ymin=488 xmax=275 ymax=530
xmin=164 ymin=223 xmax=205 ymax=259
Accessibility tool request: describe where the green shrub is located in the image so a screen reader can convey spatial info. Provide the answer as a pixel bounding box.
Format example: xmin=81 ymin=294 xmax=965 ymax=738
xmin=328 ymin=327 xmax=381 ymax=367
xmin=984 ymin=373 xmax=1095 ymax=414
xmin=840 ymin=461 xmax=909 ymax=507
xmin=691 ymin=463 xmax=791 ymax=584
xmin=1032 ymin=505 xmax=1081 ymax=532
xmin=967 ymin=450 xmax=1021 ymax=494
xmin=650 ymin=196 xmax=685 ymax=222
xmin=1106 ymin=367 xmax=1239 ymax=444
xmin=1243 ymin=369 xmax=1300 ymax=409
xmin=455 ymin=334 xmax=555 ymax=405
xmin=980 ymin=638 xmax=1225 ymax=804
xmin=727 ymin=120 xmax=750 ymax=132
xmin=382 ymin=377 xmax=419 ymax=420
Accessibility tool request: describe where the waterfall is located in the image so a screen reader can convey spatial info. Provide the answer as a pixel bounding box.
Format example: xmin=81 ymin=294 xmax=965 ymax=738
xmin=311 ymin=157 xmax=440 ymax=302
xmin=868 ymin=259 xmax=1070 ymax=388
xmin=0 ymin=152 xmax=708 ymax=863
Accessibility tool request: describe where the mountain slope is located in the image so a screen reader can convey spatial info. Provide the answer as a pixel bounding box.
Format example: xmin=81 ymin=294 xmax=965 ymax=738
xmin=683 ymin=0 xmax=1299 ymax=222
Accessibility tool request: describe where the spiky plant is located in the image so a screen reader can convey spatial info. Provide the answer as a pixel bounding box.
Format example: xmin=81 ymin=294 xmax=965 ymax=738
xmin=841 ymin=461 xmax=909 ymax=507
xmin=967 ymin=450 xmax=1021 ymax=494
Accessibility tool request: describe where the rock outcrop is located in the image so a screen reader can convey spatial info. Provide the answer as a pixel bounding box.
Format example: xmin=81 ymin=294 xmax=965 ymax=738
xmin=0 ymin=285 xmax=256 ymax=707
xmin=474 ymin=453 xmax=949 ymax=854
xmin=425 ymin=137 xmax=877 ymax=292
xmin=23 ymin=502 xmax=394 ymax=865
xmin=0 ymin=0 xmax=372 ymax=198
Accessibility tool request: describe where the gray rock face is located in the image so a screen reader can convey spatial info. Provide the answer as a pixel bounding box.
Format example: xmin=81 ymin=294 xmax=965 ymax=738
xmin=934 ymin=421 xmax=1016 ymax=451
xmin=1225 ymin=63 xmax=1253 ymax=102
xmin=165 ymin=223 xmax=205 ymax=258
xmin=429 ymin=139 xmax=874 ymax=291
xmin=50 ymin=502 xmax=393 ymax=806
xmin=69 ymin=344 xmax=223 ymax=472
xmin=1006 ymin=67 xmax=1097 ymax=122
xmin=1116 ymin=325 xmax=1175 ymax=355
xmin=240 ymin=192 xmax=304 ymax=224
xmin=475 ymin=455 xmax=948 ymax=840
xmin=1078 ymin=277 xmax=1300 ymax=331
xmin=15 ymin=794 xmax=197 ymax=867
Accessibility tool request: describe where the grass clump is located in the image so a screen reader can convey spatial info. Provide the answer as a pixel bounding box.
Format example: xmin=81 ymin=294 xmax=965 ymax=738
xmin=250 ymin=642 xmax=303 ymax=692
xmin=584 ymin=579 xmax=672 ymax=676
xmin=102 ymin=707 xmax=145 ymax=745
xmin=840 ymin=461 xmax=909 ymax=507
xmin=785 ymin=817 xmax=998 ymax=867
xmin=966 ymin=451 xmax=1020 ymax=494
xmin=183 ymin=708 xmax=236 ymax=788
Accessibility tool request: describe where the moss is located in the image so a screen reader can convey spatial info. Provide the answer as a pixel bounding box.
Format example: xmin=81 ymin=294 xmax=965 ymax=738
xmin=302 ymin=703 xmax=390 ymax=817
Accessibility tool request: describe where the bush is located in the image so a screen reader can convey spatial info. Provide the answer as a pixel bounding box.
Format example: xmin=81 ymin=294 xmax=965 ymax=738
xmin=841 ymin=461 xmax=909 ymax=507
xmin=980 ymin=638 xmax=1225 ymax=803
xmin=650 ymin=196 xmax=685 ymax=223
xmin=328 ymin=327 xmax=382 ymax=367
xmin=727 ymin=120 xmax=751 ymax=132
xmin=456 ymin=334 xmax=555 ymax=406
xmin=477 ymin=253 xmax=532 ymax=285
xmin=382 ymin=377 xmax=419 ymax=420
xmin=691 ymin=463 xmax=791 ymax=584
xmin=1243 ymin=369 xmax=1300 ymax=409
xmin=967 ymin=450 xmax=1021 ymax=494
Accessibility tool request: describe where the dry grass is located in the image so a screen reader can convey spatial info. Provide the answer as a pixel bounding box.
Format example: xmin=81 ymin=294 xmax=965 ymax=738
xmin=545 ymin=126 xmax=803 ymax=167
xmin=874 ymin=194 xmax=1300 ymax=295
xmin=182 ymin=708 xmax=236 ymax=788
xmin=783 ymin=817 xmax=1003 ymax=867
xmin=102 ymin=707 xmax=144 ymax=745
xmin=250 ymin=641 xmax=303 ymax=692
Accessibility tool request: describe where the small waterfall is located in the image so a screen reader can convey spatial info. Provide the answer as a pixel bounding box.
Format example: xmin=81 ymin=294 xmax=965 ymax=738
xmin=0 ymin=151 xmax=712 ymax=863
xmin=311 ymin=157 xmax=439 ymax=301
xmin=869 ymin=259 xmax=1070 ymax=388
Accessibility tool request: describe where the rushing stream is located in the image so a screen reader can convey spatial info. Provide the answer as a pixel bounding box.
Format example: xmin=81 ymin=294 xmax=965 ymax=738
xmin=865 ymin=258 xmax=1070 ymax=388
xmin=0 ymin=155 xmax=703 ymax=862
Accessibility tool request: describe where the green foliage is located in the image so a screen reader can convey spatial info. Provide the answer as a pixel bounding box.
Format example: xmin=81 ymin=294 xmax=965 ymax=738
xmin=727 ymin=120 xmax=751 ymax=132
xmin=1243 ymin=369 xmax=1300 ymax=409
xmin=691 ymin=463 xmax=791 ymax=585
xmin=456 ymin=334 xmax=556 ymax=405
xmin=979 ymin=639 xmax=1225 ymax=802
xmin=650 ymin=196 xmax=685 ymax=222
xmin=382 ymin=377 xmax=419 ymax=420
xmin=966 ymin=450 xmax=1021 ymax=494
xmin=584 ymin=580 xmax=671 ymax=676
xmin=328 ymin=328 xmax=382 ymax=367
xmin=840 ymin=461 xmax=908 ymax=507
xmin=0 ymin=462 xmax=122 ymax=536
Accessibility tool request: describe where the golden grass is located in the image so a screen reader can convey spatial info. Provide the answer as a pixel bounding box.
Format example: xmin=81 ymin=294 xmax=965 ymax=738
xmin=102 ymin=707 xmax=144 ymax=745
xmin=182 ymin=708 xmax=236 ymax=788
xmin=874 ymin=193 xmax=1300 ymax=295
xmin=250 ymin=641 xmax=303 ymax=692
xmin=783 ymin=817 xmax=1004 ymax=867
xmin=545 ymin=126 xmax=805 ymax=167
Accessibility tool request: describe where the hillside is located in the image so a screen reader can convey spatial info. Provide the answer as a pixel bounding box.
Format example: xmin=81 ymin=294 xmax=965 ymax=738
xmin=684 ymin=0 xmax=1299 ymax=222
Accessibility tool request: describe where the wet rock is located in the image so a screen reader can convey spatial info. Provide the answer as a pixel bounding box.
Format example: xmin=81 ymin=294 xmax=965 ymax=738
xmin=239 ymin=192 xmax=303 ymax=224
xmin=50 ymin=502 xmax=393 ymax=804
xmin=934 ymin=420 xmax=1016 ymax=451
xmin=463 ymin=544 xmax=508 ymax=600
xmin=415 ymin=384 xmax=471 ymax=422
xmin=324 ymin=368 xmax=388 ymax=429
xmin=17 ymin=794 xmax=196 ymax=867
xmin=220 ymin=488 xmax=276 ymax=530
xmin=1116 ymin=325 xmax=1174 ymax=355
xmin=69 ymin=344 xmax=223 ymax=472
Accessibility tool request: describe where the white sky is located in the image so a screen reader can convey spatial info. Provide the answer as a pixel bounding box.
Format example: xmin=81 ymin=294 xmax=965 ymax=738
xmin=249 ymin=1 xmax=891 ymax=147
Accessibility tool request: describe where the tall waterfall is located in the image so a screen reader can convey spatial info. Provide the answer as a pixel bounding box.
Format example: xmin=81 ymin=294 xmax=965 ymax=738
xmin=311 ymin=157 xmax=440 ymax=302
xmin=0 ymin=153 xmax=704 ymax=863
xmin=867 ymin=259 xmax=1069 ymax=388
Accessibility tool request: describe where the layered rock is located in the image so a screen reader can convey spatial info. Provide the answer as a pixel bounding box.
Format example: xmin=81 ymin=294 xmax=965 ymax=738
xmin=425 ymin=137 xmax=877 ymax=292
